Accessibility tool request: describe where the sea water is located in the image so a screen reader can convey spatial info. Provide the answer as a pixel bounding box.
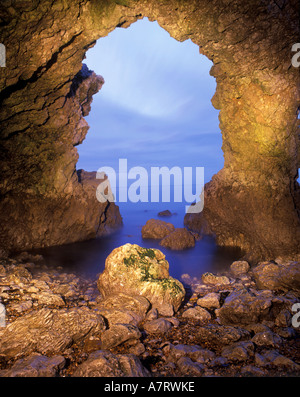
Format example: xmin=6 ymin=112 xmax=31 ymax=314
xmin=35 ymin=200 xmax=242 ymax=280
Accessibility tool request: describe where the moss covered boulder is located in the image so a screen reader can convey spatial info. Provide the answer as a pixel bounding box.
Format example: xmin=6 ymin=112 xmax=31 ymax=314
xmin=97 ymin=244 xmax=185 ymax=316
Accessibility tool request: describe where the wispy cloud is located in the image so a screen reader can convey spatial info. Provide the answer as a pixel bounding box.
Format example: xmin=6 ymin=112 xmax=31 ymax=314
xmin=77 ymin=18 xmax=223 ymax=182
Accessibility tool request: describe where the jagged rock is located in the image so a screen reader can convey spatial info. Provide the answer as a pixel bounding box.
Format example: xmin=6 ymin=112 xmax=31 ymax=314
xmin=100 ymin=323 xmax=142 ymax=350
xmin=252 ymin=261 xmax=300 ymax=292
xmin=7 ymin=266 xmax=33 ymax=284
xmin=158 ymin=210 xmax=172 ymax=217
xmin=230 ymin=261 xmax=250 ymax=276
xmin=216 ymin=288 xmax=273 ymax=325
xmin=141 ymin=219 xmax=175 ymax=240
xmin=0 ymin=264 xmax=6 ymax=277
xmin=7 ymin=300 xmax=33 ymax=313
xmin=240 ymin=365 xmax=265 ymax=376
xmin=159 ymin=228 xmax=195 ymax=250
xmin=0 ymin=353 xmax=66 ymax=377
xmin=0 ymin=307 xmax=106 ymax=359
xmin=177 ymin=356 xmax=204 ymax=376
xmin=182 ymin=306 xmax=211 ymax=323
xmin=145 ymin=308 xmax=158 ymax=321
xmin=52 ymin=283 xmax=79 ymax=299
xmin=255 ymin=350 xmax=300 ymax=371
xmin=251 ymin=330 xmax=282 ymax=348
xmin=97 ymin=244 xmax=185 ymax=316
xmin=72 ymin=350 xmax=150 ymax=377
xmin=31 ymin=291 xmax=65 ymax=307
xmin=96 ymin=293 xmax=150 ymax=327
xmin=274 ymin=309 xmax=292 ymax=327
xmin=197 ymin=292 xmax=220 ymax=309
xmin=0 ymin=63 xmax=122 ymax=254
xmin=143 ymin=318 xmax=173 ymax=334
xmin=163 ymin=343 xmax=215 ymax=364
xmin=201 ymin=272 xmax=230 ymax=286
xmin=221 ymin=341 xmax=254 ymax=362
xmin=197 ymin=324 xmax=251 ymax=346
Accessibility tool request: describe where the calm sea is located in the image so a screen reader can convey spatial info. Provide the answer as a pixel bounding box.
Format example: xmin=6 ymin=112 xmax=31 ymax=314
xmin=33 ymin=200 xmax=242 ymax=281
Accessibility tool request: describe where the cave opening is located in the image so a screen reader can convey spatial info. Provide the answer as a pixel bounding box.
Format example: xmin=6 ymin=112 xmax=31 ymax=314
xmin=77 ymin=17 xmax=223 ymax=190
xmin=39 ymin=18 xmax=242 ymax=279
xmin=1 ymin=0 xmax=299 ymax=264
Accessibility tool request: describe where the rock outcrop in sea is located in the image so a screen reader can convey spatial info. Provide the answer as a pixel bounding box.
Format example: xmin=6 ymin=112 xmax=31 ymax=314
xmin=142 ymin=219 xmax=196 ymax=250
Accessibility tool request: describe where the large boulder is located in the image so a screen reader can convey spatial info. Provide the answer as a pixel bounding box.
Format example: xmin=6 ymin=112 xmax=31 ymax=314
xmin=0 ymin=307 xmax=106 ymax=359
xmin=252 ymin=261 xmax=300 ymax=292
xmin=215 ymin=288 xmax=273 ymax=325
xmin=97 ymin=244 xmax=185 ymax=316
xmin=159 ymin=228 xmax=195 ymax=250
xmin=141 ymin=219 xmax=175 ymax=239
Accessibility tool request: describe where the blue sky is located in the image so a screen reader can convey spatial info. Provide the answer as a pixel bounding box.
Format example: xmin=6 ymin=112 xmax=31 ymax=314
xmin=77 ymin=17 xmax=223 ymax=184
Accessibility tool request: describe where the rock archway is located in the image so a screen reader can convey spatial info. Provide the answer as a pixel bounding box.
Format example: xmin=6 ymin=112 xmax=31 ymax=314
xmin=0 ymin=0 xmax=299 ymax=261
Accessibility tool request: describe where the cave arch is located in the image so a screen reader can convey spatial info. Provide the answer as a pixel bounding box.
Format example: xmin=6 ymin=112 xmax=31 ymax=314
xmin=0 ymin=0 xmax=299 ymax=261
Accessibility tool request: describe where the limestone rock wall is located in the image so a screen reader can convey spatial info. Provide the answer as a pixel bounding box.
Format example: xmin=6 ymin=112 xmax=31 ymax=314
xmin=0 ymin=0 xmax=299 ymax=259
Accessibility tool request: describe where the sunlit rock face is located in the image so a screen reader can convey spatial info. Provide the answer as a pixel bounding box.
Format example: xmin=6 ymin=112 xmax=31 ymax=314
xmin=0 ymin=0 xmax=299 ymax=259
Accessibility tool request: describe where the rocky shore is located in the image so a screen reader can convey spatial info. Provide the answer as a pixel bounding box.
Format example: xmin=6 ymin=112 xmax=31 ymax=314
xmin=0 ymin=247 xmax=299 ymax=378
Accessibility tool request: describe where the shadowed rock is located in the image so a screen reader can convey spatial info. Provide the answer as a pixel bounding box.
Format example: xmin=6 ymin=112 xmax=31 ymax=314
xmin=142 ymin=219 xmax=175 ymax=240
xmin=159 ymin=228 xmax=195 ymax=250
xmin=72 ymin=350 xmax=150 ymax=377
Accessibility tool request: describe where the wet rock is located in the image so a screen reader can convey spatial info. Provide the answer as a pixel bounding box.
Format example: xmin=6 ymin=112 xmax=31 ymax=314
xmin=182 ymin=306 xmax=211 ymax=323
xmin=52 ymin=283 xmax=79 ymax=299
xmin=163 ymin=343 xmax=215 ymax=364
xmin=145 ymin=308 xmax=158 ymax=321
xmin=251 ymin=330 xmax=282 ymax=348
xmin=8 ymin=300 xmax=33 ymax=313
xmin=100 ymin=323 xmax=142 ymax=350
xmin=125 ymin=340 xmax=146 ymax=356
xmin=158 ymin=210 xmax=172 ymax=217
xmin=274 ymin=309 xmax=292 ymax=327
xmin=201 ymin=272 xmax=230 ymax=286
xmin=252 ymin=261 xmax=300 ymax=292
xmin=177 ymin=356 xmax=204 ymax=376
xmin=143 ymin=318 xmax=173 ymax=334
xmin=142 ymin=219 xmax=175 ymax=239
xmin=255 ymin=349 xmax=300 ymax=370
xmin=0 ymin=307 xmax=106 ymax=359
xmin=72 ymin=350 xmax=150 ymax=377
xmin=7 ymin=266 xmax=33 ymax=284
xmin=0 ymin=353 xmax=66 ymax=377
xmin=197 ymin=292 xmax=220 ymax=309
xmin=98 ymin=244 xmax=185 ymax=316
xmin=96 ymin=293 xmax=150 ymax=327
xmin=197 ymin=324 xmax=250 ymax=346
xmin=216 ymin=288 xmax=273 ymax=325
xmin=0 ymin=265 xmax=6 ymax=277
xmin=159 ymin=228 xmax=195 ymax=250
xmin=31 ymin=291 xmax=65 ymax=307
xmin=230 ymin=261 xmax=250 ymax=276
xmin=14 ymin=252 xmax=45 ymax=265
xmin=240 ymin=365 xmax=265 ymax=376
xmin=221 ymin=341 xmax=254 ymax=362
